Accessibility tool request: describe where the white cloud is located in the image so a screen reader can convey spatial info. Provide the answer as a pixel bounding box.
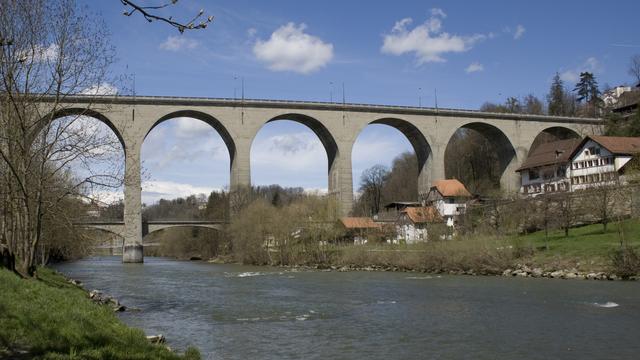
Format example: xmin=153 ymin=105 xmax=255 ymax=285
xmin=253 ymin=22 xmax=334 ymax=74
xmin=90 ymin=190 xmax=123 ymax=204
xmin=142 ymin=119 xmax=229 ymax=172
xmin=560 ymin=57 xmax=601 ymax=83
xmin=381 ymin=9 xmax=488 ymax=64
xmin=142 ymin=180 xmax=218 ymax=204
xmin=159 ymin=35 xmax=199 ymax=51
xmin=80 ymin=82 xmax=118 ymax=96
xmin=253 ymin=132 xmax=325 ymax=169
xmin=514 ymin=25 xmax=526 ymax=40
xmin=17 ymin=43 xmax=58 ymax=63
xmin=465 ymin=62 xmax=484 ymax=73
xmin=173 ymin=117 xmax=212 ymax=139
xmin=431 ymin=8 xmax=447 ymax=18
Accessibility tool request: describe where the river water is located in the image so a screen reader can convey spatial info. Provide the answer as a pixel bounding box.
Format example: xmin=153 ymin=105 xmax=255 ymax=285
xmin=54 ymin=256 xmax=640 ymax=360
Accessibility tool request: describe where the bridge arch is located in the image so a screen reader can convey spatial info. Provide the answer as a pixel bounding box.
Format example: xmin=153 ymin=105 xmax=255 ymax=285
xmin=143 ymin=224 xmax=224 ymax=239
xmin=249 ymin=113 xmax=340 ymax=194
xmin=35 ymin=107 xmax=126 ymax=151
xmin=145 ymin=110 xmax=236 ymax=166
xmin=352 ymin=117 xmax=433 ymax=198
xmin=266 ymin=113 xmax=339 ymax=173
xmin=445 ymin=122 xmax=518 ymax=193
xmin=529 ymin=126 xmax=581 ymax=154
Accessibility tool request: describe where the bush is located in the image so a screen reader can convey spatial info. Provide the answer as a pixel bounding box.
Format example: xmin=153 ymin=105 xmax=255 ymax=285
xmin=610 ymin=246 xmax=640 ymax=278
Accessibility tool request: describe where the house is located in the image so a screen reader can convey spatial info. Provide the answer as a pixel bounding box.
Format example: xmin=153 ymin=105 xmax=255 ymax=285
xmin=517 ymin=136 xmax=640 ymax=196
xmin=377 ymin=201 xmax=421 ymax=221
xmin=423 ymin=179 xmax=472 ymax=227
xmin=611 ymin=87 xmax=640 ymax=120
xmin=396 ymin=206 xmax=443 ymax=243
xmin=568 ymin=135 xmax=640 ymax=189
xmin=603 ymin=85 xmax=633 ymax=107
xmin=516 ymin=138 xmax=581 ymax=196
xmin=339 ymin=217 xmax=381 ymax=245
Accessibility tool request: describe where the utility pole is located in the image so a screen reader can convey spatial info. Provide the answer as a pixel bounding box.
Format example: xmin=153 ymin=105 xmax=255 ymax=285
xmin=418 ymin=87 xmax=422 ymax=107
xmin=329 ymin=81 xmax=334 ymax=102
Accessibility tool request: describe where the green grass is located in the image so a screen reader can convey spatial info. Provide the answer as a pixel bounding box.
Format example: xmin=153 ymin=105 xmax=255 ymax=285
xmin=513 ymin=219 xmax=640 ymax=271
xmin=0 ymin=267 xmax=200 ymax=360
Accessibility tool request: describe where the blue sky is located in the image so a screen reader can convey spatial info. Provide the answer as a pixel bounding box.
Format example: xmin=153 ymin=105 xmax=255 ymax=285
xmin=80 ymin=0 xmax=640 ymax=204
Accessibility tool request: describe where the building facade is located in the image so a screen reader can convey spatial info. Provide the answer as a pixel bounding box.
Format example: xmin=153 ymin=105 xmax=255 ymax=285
xmin=423 ymin=179 xmax=472 ymax=227
xmin=518 ymin=136 xmax=640 ymax=196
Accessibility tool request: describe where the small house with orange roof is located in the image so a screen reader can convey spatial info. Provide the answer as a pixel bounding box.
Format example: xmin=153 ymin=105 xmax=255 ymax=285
xmin=424 ymin=179 xmax=472 ymax=227
xmin=339 ymin=217 xmax=382 ymax=244
xmin=396 ymin=206 xmax=444 ymax=243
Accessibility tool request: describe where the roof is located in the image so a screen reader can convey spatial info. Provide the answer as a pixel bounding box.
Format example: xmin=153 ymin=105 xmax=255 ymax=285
xmin=383 ymin=201 xmax=421 ymax=209
xmin=516 ymin=138 xmax=582 ymax=171
xmin=587 ymin=136 xmax=640 ymax=155
xmin=339 ymin=217 xmax=381 ymax=229
xmin=431 ymin=179 xmax=472 ymax=197
xmin=401 ymin=207 xmax=443 ymax=224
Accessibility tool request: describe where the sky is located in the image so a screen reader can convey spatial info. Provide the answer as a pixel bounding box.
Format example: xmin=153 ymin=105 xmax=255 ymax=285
xmin=77 ymin=0 xmax=640 ymax=204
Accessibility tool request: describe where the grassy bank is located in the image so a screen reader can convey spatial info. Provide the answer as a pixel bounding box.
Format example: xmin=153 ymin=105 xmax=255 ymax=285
xmin=0 ymin=268 xmax=200 ymax=359
xmin=303 ymin=220 xmax=640 ymax=277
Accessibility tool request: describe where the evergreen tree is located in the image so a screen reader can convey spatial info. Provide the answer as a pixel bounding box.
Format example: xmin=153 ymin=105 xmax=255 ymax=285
xmin=573 ymin=72 xmax=601 ymax=117
xmin=547 ymin=73 xmax=566 ymax=116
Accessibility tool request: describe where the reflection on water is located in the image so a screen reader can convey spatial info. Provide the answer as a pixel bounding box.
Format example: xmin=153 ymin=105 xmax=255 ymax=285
xmin=55 ymin=256 xmax=640 ymax=360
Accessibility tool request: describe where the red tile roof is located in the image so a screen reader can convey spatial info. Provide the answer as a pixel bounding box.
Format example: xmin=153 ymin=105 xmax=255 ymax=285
xmin=402 ymin=206 xmax=443 ymax=224
xmin=589 ymin=136 xmax=640 ymax=155
xmin=516 ymin=138 xmax=581 ymax=171
xmin=431 ymin=179 xmax=472 ymax=197
xmin=339 ymin=217 xmax=381 ymax=229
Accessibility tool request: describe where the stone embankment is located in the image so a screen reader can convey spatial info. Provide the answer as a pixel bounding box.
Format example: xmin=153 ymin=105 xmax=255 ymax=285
xmin=281 ymin=264 xmax=638 ymax=280
xmin=66 ymin=277 xmax=167 ymax=347
xmin=500 ymin=264 xmax=638 ymax=281
xmin=87 ymin=289 xmax=127 ymax=312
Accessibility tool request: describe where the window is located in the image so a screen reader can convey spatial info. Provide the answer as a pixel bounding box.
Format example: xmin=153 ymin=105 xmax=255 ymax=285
xmin=529 ymin=169 xmax=539 ymax=180
xmin=589 ymin=146 xmax=601 ymax=156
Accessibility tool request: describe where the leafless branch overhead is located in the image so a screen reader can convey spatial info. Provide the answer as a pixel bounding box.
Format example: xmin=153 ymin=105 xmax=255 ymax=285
xmin=120 ymin=0 xmax=213 ymax=33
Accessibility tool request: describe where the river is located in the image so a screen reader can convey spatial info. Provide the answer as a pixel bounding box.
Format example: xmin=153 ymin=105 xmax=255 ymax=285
xmin=54 ymin=256 xmax=640 ymax=360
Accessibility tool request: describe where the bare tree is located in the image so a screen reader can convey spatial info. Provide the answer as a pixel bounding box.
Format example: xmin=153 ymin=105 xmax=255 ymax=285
xmin=553 ymin=191 xmax=577 ymax=237
xmin=121 ymin=0 xmax=213 ymax=33
xmin=358 ymin=165 xmax=389 ymax=216
xmin=0 ymin=0 xmax=120 ymax=275
xmin=629 ymin=55 xmax=640 ymax=85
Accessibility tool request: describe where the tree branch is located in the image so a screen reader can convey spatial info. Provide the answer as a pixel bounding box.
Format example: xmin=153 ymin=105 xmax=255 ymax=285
xmin=120 ymin=0 xmax=213 ymax=33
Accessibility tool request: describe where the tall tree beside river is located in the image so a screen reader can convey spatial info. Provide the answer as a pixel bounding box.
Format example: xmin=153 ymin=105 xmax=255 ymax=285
xmin=0 ymin=0 xmax=119 ymax=275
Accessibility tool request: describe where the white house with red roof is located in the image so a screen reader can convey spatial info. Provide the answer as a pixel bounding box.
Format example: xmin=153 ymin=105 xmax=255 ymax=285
xmin=423 ymin=179 xmax=472 ymax=227
xmin=517 ymin=136 xmax=640 ymax=196
xmin=568 ymin=136 xmax=640 ymax=190
xmin=396 ymin=206 xmax=443 ymax=243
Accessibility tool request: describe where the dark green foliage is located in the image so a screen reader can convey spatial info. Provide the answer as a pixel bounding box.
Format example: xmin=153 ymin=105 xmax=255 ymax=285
xmin=547 ymin=73 xmax=566 ymax=116
xmin=604 ymin=111 xmax=640 ymax=136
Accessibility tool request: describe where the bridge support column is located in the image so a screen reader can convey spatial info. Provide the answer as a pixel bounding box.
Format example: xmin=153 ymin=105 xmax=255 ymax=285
xmin=230 ymin=138 xmax=252 ymax=191
xmin=229 ymin=138 xmax=252 ymax=214
xmin=330 ymin=143 xmax=353 ymax=217
xmin=123 ymin=146 xmax=143 ymax=263
xmin=424 ymin=146 xmax=446 ymax=195
xmin=500 ymin=147 xmax=527 ymax=193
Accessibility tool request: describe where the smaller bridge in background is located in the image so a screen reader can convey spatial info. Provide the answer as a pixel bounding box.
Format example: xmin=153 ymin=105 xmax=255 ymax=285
xmin=73 ymin=220 xmax=227 ymax=241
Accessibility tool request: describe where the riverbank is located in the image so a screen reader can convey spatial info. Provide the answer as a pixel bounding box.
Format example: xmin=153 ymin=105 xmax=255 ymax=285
xmin=206 ymin=220 xmax=640 ymax=280
xmin=0 ymin=267 xmax=200 ymax=359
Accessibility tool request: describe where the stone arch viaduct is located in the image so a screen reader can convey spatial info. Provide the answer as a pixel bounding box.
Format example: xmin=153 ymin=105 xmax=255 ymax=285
xmin=49 ymin=95 xmax=601 ymax=262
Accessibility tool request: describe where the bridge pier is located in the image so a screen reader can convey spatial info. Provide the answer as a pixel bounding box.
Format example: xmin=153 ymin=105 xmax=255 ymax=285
xmin=330 ymin=142 xmax=354 ymax=217
xmin=123 ymin=143 xmax=143 ymax=263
